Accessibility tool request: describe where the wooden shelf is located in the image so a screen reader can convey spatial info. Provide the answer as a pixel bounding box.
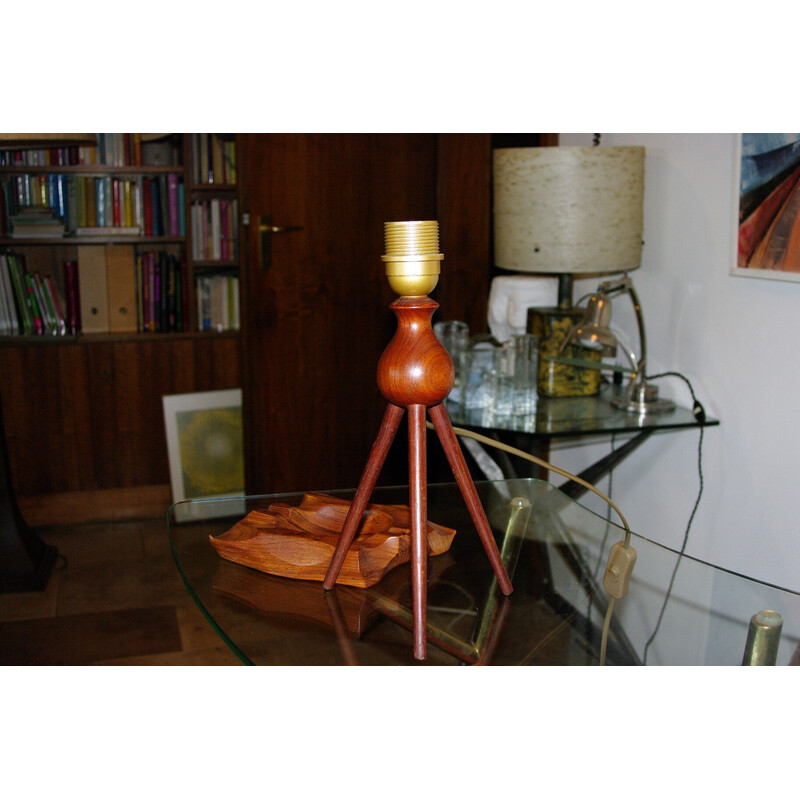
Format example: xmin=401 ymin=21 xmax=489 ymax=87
xmin=0 ymin=329 xmax=239 ymax=347
xmin=0 ymin=164 xmax=181 ymax=175
xmin=0 ymin=236 xmax=185 ymax=246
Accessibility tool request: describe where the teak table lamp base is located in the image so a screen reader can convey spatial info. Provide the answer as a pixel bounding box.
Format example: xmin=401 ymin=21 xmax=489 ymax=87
xmin=323 ymin=221 xmax=513 ymax=660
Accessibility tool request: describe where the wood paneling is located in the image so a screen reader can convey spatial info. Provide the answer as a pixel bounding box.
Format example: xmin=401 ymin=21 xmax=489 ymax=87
xmin=435 ymin=133 xmax=493 ymax=333
xmin=0 ymin=334 xmax=241 ymax=509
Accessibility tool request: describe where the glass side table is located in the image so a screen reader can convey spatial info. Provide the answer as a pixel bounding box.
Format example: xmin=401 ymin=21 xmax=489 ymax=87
xmin=168 ymin=479 xmax=797 ymax=666
xmin=444 ymin=383 xmax=719 ymax=495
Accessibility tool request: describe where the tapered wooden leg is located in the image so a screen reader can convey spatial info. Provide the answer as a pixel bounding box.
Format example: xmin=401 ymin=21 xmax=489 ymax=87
xmin=428 ymin=403 xmax=514 ymax=596
xmin=408 ymin=403 xmax=428 ymax=660
xmin=323 ymin=403 xmax=405 ymax=589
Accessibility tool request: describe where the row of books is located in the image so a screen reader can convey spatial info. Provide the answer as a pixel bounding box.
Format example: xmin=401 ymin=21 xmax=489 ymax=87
xmin=0 ymin=144 xmax=93 ymax=168
xmin=0 ymin=252 xmax=69 ymax=336
xmin=197 ymin=274 xmax=240 ymax=332
xmin=0 ymin=248 xmax=241 ymax=337
xmin=190 ymin=134 xmax=237 ymax=185
xmin=75 ymin=246 xmax=193 ymax=334
xmin=191 ymin=198 xmax=238 ymax=261
xmin=1 ymin=173 xmax=185 ymax=238
xmin=0 ymin=134 xmax=181 ymax=168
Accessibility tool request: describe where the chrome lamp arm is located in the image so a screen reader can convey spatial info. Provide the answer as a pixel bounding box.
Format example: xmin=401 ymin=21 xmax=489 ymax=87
xmin=558 ymin=275 xmax=674 ymax=415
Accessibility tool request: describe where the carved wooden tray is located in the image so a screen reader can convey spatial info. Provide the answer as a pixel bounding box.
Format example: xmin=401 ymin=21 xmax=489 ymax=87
xmin=209 ymin=492 xmax=456 ymax=588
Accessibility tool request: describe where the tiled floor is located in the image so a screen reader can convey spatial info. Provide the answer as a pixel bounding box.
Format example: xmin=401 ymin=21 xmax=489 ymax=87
xmin=0 ymin=517 xmax=241 ymax=665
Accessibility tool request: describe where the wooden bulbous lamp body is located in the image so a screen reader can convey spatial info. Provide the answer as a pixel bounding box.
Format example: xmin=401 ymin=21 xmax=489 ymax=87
xmin=377 ymin=297 xmax=454 ymax=408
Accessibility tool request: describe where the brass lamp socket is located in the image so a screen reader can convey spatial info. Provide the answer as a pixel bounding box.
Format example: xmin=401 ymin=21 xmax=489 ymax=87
xmin=382 ymin=220 xmax=443 ymax=296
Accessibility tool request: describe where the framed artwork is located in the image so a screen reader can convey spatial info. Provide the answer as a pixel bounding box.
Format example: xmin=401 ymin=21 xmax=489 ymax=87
xmin=732 ymin=133 xmax=800 ymax=281
xmin=163 ymin=388 xmax=245 ymax=521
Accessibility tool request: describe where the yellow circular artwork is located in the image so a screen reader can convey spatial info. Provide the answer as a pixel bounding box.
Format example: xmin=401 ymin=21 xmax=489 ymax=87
xmin=176 ymin=407 xmax=244 ymax=497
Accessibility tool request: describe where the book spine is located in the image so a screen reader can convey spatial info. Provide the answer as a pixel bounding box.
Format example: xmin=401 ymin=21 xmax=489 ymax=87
xmin=191 ymin=202 xmax=201 ymax=259
xmin=133 ymin=177 xmax=143 ymax=230
xmin=104 ymin=177 xmax=112 ymax=227
xmin=56 ymin=174 xmax=67 ymax=220
xmin=123 ymin=180 xmax=133 ymax=227
xmin=167 ymin=173 xmax=180 ymax=236
xmin=212 ymin=136 xmax=223 ymax=184
xmin=85 ymin=177 xmax=96 ymax=226
xmin=24 ymin=272 xmax=43 ymax=335
xmin=6 ymin=254 xmax=32 ymax=334
xmin=66 ymin=176 xmax=78 ymax=233
xmin=142 ymin=177 xmax=152 ymax=236
xmin=35 ymin=273 xmax=58 ymax=334
xmin=47 ymin=174 xmax=57 ymax=213
xmin=178 ymin=181 xmax=185 ymax=236
xmin=227 ymin=139 xmax=237 ymax=184
xmin=150 ymin=179 xmax=161 ymax=236
xmin=95 ymin=178 xmax=105 ymax=227
xmin=198 ymin=276 xmax=211 ymax=330
xmin=220 ymin=201 xmax=228 ymax=261
xmin=63 ymin=259 xmax=81 ymax=334
xmin=0 ymin=255 xmax=18 ymax=334
xmin=38 ymin=174 xmax=48 ymax=207
xmin=210 ymin=199 xmax=221 ymax=260
xmin=200 ymin=136 xmax=210 ymax=184
xmin=112 ymin=178 xmax=121 ymax=226
xmin=158 ymin=175 xmax=169 ymax=235
xmin=44 ymin=276 xmax=67 ymax=336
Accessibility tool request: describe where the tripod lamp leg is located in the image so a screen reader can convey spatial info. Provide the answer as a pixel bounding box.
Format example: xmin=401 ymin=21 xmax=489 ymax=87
xmin=408 ymin=403 xmax=428 ymax=660
xmin=428 ymin=403 xmax=514 ymax=596
xmin=322 ymin=403 xmax=405 ymax=589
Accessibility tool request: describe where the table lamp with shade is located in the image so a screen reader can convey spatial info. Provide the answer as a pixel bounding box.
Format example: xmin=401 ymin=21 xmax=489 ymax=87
xmin=492 ymin=144 xmax=645 ymax=397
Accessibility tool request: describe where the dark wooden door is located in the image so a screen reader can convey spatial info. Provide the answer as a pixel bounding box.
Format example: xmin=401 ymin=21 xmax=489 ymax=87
xmin=238 ymin=134 xmax=440 ymax=494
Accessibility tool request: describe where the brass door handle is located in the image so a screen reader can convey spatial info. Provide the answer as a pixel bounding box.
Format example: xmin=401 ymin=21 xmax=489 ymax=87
xmin=258 ymin=215 xmax=302 ymax=272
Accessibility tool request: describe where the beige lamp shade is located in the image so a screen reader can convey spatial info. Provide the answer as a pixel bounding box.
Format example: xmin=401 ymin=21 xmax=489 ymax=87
xmin=493 ymin=146 xmax=645 ymax=274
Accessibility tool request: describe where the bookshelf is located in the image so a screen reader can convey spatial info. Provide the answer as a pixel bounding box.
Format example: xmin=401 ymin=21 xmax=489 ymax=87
xmin=0 ymin=134 xmax=243 ymax=524
xmin=0 ymin=133 xmax=241 ymax=337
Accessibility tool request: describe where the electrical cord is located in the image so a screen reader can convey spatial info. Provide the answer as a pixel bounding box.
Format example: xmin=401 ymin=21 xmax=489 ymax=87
xmin=641 ymin=371 xmax=706 ymax=664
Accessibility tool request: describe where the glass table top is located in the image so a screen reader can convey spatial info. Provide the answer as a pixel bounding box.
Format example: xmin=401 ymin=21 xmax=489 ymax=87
xmin=445 ymin=382 xmax=719 ymax=438
xmin=168 ymin=479 xmax=797 ymax=666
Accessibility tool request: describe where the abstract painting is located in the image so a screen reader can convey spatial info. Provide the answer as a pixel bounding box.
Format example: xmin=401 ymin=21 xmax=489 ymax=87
xmin=733 ymin=133 xmax=800 ymax=281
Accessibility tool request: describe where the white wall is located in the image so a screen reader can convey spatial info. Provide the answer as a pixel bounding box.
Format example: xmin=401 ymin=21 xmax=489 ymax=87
xmin=553 ymin=133 xmax=800 ymax=595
